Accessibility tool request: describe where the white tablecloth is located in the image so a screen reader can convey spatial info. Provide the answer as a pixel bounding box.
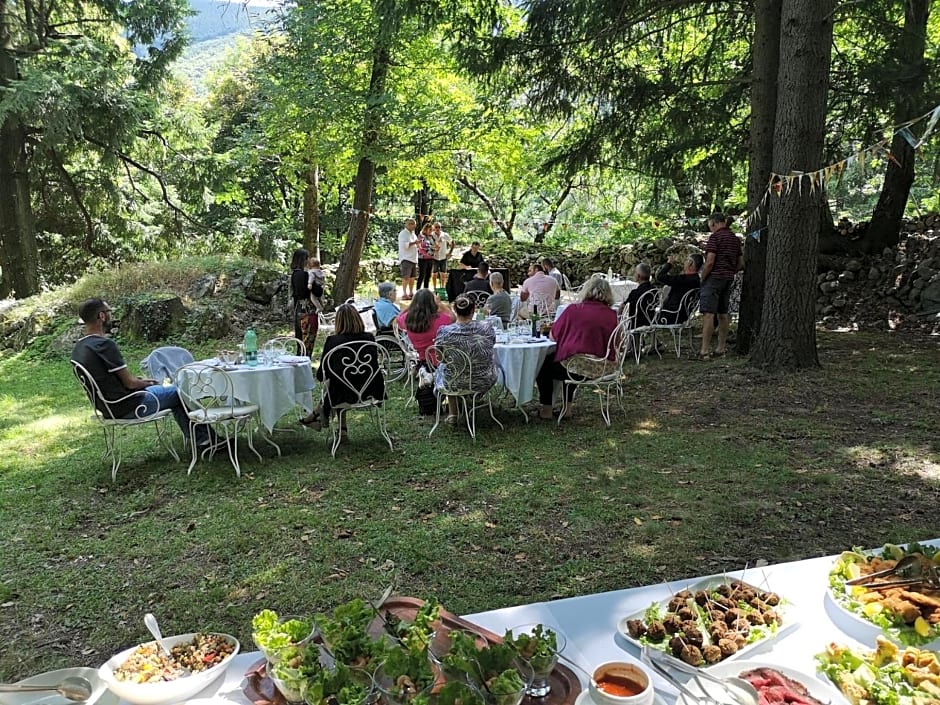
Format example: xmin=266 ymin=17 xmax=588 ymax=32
xmin=193 ymin=361 xmax=315 ymax=431
xmin=494 ymin=339 xmax=556 ymax=406
xmin=609 ymin=279 xmax=639 ymax=304
xmin=129 ymin=538 xmax=939 ymax=705
xmin=464 ymin=538 xmax=940 ymax=695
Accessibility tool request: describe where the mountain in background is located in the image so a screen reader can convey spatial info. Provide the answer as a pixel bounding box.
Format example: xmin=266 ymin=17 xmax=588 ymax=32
xmin=175 ymin=0 xmax=278 ymax=95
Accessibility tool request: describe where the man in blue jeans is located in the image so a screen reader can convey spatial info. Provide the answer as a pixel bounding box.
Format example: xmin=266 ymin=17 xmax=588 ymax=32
xmin=70 ymin=298 xmax=214 ymax=448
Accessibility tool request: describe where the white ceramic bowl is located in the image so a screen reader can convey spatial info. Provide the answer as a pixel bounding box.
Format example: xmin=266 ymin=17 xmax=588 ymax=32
xmin=589 ymin=662 xmax=655 ymax=705
xmin=98 ymin=633 xmax=240 ymax=705
xmin=0 ymin=667 xmax=112 ymax=705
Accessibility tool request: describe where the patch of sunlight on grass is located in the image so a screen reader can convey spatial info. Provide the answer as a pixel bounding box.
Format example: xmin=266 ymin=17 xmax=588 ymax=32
xmin=841 ymin=445 xmax=940 ymax=482
xmin=626 ymin=542 xmax=658 ymax=559
xmin=632 ymin=419 xmax=659 ymax=435
xmin=911 ymin=460 xmax=940 ymax=481
xmin=437 ymin=509 xmax=488 ymax=528
xmin=844 ymin=446 xmax=887 ymax=464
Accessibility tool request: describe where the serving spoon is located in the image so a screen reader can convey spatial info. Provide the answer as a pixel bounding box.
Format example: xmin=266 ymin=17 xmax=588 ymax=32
xmin=144 ymin=613 xmax=190 ymax=676
xmin=0 ymin=676 xmax=94 ymax=702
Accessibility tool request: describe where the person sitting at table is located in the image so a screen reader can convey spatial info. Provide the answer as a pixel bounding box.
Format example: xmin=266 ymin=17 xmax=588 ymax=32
xmin=534 ymin=277 xmax=618 ymax=420
xmin=71 ymin=298 xmax=215 ymax=448
xmin=395 ymin=288 xmax=455 ymax=363
xmin=618 ymin=263 xmax=656 ymax=326
xmin=459 ymin=242 xmax=484 ymax=269
xmin=484 ymin=272 xmax=512 ymax=327
xmin=300 ymin=303 xmax=384 ymax=432
xmin=463 ymin=262 xmax=494 ymax=296
xmin=656 ymin=254 xmax=703 ymax=324
xmin=520 ymin=261 xmax=560 ymax=317
xmin=373 ymin=281 xmax=400 ymax=332
xmin=433 ymin=295 xmax=497 ymax=425
xmin=542 ymin=257 xmax=565 ymax=288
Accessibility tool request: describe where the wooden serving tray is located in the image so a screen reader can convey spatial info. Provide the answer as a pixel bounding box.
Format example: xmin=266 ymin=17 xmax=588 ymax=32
xmin=243 ymin=596 xmax=581 ymax=705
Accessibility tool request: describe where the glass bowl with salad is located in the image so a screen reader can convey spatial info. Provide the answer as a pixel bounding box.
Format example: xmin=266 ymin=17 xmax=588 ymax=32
xmin=428 ymin=630 xmax=532 ymax=705
xmin=505 ymin=623 xmax=566 ymax=697
xmin=252 ymin=611 xmax=318 ymax=664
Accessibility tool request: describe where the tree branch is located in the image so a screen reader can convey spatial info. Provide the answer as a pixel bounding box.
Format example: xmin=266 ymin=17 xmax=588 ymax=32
xmin=31 ymin=139 xmax=96 ymax=247
xmin=84 ymin=135 xmax=211 ymax=233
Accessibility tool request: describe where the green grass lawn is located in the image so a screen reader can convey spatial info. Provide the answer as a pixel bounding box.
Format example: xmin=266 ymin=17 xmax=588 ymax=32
xmin=1 ymin=329 xmax=938 ymax=679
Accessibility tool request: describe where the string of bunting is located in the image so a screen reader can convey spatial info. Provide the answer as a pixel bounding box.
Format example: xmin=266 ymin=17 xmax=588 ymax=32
xmin=741 ymin=102 xmax=940 ymax=234
xmin=345 ymin=207 xmax=663 ymax=233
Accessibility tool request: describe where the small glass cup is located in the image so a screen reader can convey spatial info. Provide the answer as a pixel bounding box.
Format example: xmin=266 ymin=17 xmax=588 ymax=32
xmin=373 ymin=662 xmax=434 ymax=705
xmin=428 ymin=629 xmax=487 ymax=683
xmin=506 ymin=623 xmax=566 ymax=698
xmin=253 ymin=613 xmax=317 ymax=664
xmin=307 ymin=664 xmax=377 ymax=705
xmin=476 ymin=657 xmax=533 ymax=705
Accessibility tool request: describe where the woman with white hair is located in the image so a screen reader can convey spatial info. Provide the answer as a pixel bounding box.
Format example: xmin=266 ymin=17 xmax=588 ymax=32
xmin=534 ymin=276 xmax=618 ymax=419
xmin=373 ymin=281 xmax=399 ymax=331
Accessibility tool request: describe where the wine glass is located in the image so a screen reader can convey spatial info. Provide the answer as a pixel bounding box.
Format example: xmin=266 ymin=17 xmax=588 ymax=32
xmin=506 ymin=623 xmax=566 ymax=698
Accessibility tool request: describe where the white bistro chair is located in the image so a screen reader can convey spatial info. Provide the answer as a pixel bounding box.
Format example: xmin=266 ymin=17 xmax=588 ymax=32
xmin=71 ymin=361 xmax=181 ymax=482
xmin=320 ymin=340 xmax=393 ymax=458
xmin=621 ymin=287 xmax=664 ymax=364
xmin=558 ymin=319 xmax=634 ymax=427
xmin=265 ymin=336 xmax=306 ymax=357
xmin=174 ymin=362 xmax=262 ymax=477
xmin=426 ymin=344 xmax=503 ymax=440
xmin=463 ymin=290 xmax=491 ymax=309
xmin=649 ymin=289 xmax=701 ymax=358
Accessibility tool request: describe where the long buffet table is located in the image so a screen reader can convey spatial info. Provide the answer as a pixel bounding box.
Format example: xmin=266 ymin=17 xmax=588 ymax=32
xmin=146 ymin=538 xmax=940 ymax=705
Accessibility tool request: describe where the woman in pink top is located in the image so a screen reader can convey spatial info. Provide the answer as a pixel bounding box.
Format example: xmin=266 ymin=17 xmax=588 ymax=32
xmin=535 ymin=276 xmax=618 ymax=419
xmin=396 ymin=289 xmax=455 ymax=362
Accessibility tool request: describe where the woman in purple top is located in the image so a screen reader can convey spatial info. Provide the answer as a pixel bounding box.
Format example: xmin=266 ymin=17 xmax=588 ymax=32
xmin=535 ymin=276 xmax=618 ymax=419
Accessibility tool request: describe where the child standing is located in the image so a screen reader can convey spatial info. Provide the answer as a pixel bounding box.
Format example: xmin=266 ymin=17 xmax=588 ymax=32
xmin=306 ymin=256 xmax=326 ymax=312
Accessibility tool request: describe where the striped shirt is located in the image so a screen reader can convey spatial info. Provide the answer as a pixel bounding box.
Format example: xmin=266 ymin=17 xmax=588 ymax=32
xmin=704 ymin=227 xmax=742 ymax=280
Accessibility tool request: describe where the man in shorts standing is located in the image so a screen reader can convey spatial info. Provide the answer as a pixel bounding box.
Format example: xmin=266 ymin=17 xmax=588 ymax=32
xmin=398 ymin=218 xmax=418 ymax=300
xmin=698 ymin=213 xmax=743 ymax=359
xmin=432 ymin=222 xmax=453 ymax=290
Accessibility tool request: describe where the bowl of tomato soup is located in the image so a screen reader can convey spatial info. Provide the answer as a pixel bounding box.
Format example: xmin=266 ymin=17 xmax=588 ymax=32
xmin=589 ymin=662 xmax=654 ymax=705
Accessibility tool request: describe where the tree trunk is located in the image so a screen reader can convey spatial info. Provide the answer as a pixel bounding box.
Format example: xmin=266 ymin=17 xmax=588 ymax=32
xmin=303 ymin=161 xmax=320 ymax=259
xmin=670 ymin=169 xmax=709 ymax=219
xmin=0 ymin=2 xmax=39 ymax=299
xmin=861 ymin=0 xmax=930 ymax=254
xmin=412 ymin=181 xmax=432 ymax=228
xmin=737 ymin=0 xmax=780 ymax=354
xmin=332 ymin=42 xmax=391 ymax=304
xmin=750 ymin=0 xmax=834 ymax=370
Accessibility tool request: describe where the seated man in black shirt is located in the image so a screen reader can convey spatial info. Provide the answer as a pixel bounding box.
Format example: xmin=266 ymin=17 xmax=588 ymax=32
xmin=618 ymin=263 xmax=656 ymax=326
xmin=70 ymin=298 xmax=212 ymax=447
xmin=656 ymin=253 xmax=703 ymax=324
xmin=463 ymin=262 xmax=494 ymax=296
xmin=459 ymin=242 xmax=484 ymax=269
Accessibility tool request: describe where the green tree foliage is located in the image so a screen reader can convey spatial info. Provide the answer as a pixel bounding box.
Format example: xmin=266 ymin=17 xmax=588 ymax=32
xmin=0 ymin=0 xmax=193 ymax=296
xmin=469 ymin=0 xmax=753 ymax=219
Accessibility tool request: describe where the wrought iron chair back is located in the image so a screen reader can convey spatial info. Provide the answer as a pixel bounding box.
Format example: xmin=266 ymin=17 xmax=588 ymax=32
xmin=174 ymin=362 xmax=262 ymax=476
xmin=463 ymin=290 xmax=491 ymax=309
xmin=265 ymin=336 xmax=306 ymax=357
xmin=320 ymin=341 xmax=393 ymax=456
xmin=425 ymin=344 xmax=502 ymax=439
xmin=71 ymin=360 xmax=180 ymax=480
xmin=558 ymin=319 xmax=634 ymax=427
